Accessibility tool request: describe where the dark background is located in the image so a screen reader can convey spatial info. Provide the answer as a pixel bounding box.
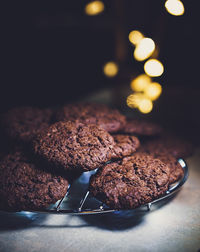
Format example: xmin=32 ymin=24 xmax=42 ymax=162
xmin=1 ymin=0 xmax=200 ymax=143
xmin=2 ymin=0 xmax=199 ymax=109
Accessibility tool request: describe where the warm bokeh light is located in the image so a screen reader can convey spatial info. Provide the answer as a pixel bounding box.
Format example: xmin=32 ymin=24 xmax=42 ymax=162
xmin=144 ymin=82 xmax=162 ymax=101
xmin=134 ymin=38 xmax=155 ymax=61
xmin=130 ymin=74 xmax=151 ymax=92
xmin=144 ymin=59 xmax=164 ymax=77
xmin=127 ymin=93 xmax=146 ymax=109
xmin=85 ymin=1 xmax=105 ymax=16
xmin=128 ymin=30 xmax=144 ymax=46
xmin=103 ymin=61 xmax=119 ymax=77
xmin=138 ymin=98 xmax=153 ymax=114
xmin=165 ymin=0 xmax=184 ymax=16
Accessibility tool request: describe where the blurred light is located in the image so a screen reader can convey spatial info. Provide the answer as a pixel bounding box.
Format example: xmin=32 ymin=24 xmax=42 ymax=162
xmin=103 ymin=61 xmax=119 ymax=77
xmin=127 ymin=93 xmax=146 ymax=109
xmin=144 ymin=82 xmax=162 ymax=101
xmin=85 ymin=1 xmax=105 ymax=16
xmin=165 ymin=0 xmax=184 ymax=16
xmin=130 ymin=74 xmax=151 ymax=92
xmin=134 ymin=38 xmax=155 ymax=61
xmin=128 ymin=30 xmax=144 ymax=46
xmin=144 ymin=59 xmax=164 ymax=77
xmin=138 ymin=98 xmax=153 ymax=114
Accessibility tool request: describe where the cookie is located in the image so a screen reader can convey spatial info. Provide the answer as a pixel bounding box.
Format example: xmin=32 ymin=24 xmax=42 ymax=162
xmin=89 ymin=153 xmax=170 ymax=209
xmin=139 ymin=135 xmax=194 ymax=159
xmin=1 ymin=106 xmax=54 ymax=143
xmin=33 ymin=121 xmax=117 ymax=172
xmin=54 ymin=103 xmax=126 ymax=133
xmin=122 ymin=118 xmax=163 ymax=136
xmin=111 ymin=134 xmax=140 ymax=159
xmin=0 ymin=151 xmax=69 ymax=211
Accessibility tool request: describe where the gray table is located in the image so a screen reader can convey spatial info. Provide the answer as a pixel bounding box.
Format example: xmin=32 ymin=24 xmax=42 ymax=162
xmin=0 ymin=149 xmax=200 ymax=252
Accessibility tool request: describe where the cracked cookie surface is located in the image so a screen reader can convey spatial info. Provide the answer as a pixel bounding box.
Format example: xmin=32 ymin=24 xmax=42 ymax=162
xmin=89 ymin=153 xmax=170 ymax=209
xmin=0 ymin=151 xmax=69 ymax=211
xmin=33 ymin=121 xmax=117 ymax=172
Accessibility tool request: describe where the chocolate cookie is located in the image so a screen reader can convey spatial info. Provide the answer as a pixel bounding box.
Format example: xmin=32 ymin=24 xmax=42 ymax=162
xmin=0 ymin=151 xmax=69 ymax=211
xmin=140 ymin=135 xmax=194 ymax=159
xmin=33 ymin=121 xmax=117 ymax=172
xmin=1 ymin=106 xmax=54 ymax=143
xmin=54 ymin=103 xmax=126 ymax=133
xmin=111 ymin=134 xmax=140 ymax=159
xmin=122 ymin=118 xmax=163 ymax=136
xmin=89 ymin=153 xmax=170 ymax=209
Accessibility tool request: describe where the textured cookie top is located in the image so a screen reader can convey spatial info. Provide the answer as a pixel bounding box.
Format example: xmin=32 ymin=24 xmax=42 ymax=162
xmin=89 ymin=153 xmax=170 ymax=209
xmin=1 ymin=106 xmax=53 ymax=143
xmin=111 ymin=134 xmax=140 ymax=159
xmin=137 ymin=147 xmax=184 ymax=184
xmin=0 ymin=151 xmax=69 ymax=211
xmin=122 ymin=118 xmax=163 ymax=136
xmin=33 ymin=121 xmax=116 ymax=172
xmin=140 ymin=135 xmax=194 ymax=159
xmin=54 ymin=103 xmax=126 ymax=133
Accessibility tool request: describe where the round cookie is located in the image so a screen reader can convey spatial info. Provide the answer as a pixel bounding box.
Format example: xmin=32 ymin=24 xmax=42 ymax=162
xmin=54 ymin=103 xmax=126 ymax=133
xmin=0 ymin=151 xmax=69 ymax=211
xmin=1 ymin=106 xmax=54 ymax=143
xmin=111 ymin=134 xmax=140 ymax=159
xmin=139 ymin=135 xmax=194 ymax=159
xmin=33 ymin=121 xmax=117 ymax=172
xmin=89 ymin=153 xmax=170 ymax=209
xmin=122 ymin=118 xmax=163 ymax=136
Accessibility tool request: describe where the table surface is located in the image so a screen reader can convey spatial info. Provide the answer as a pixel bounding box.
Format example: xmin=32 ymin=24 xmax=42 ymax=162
xmin=0 ymin=148 xmax=200 ymax=252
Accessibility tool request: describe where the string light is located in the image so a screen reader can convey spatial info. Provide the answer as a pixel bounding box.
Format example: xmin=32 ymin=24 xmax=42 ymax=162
xmin=128 ymin=30 xmax=144 ymax=46
xmin=130 ymin=74 xmax=151 ymax=92
xmin=144 ymin=59 xmax=164 ymax=77
xmin=165 ymin=0 xmax=184 ymax=16
xmin=144 ymin=82 xmax=162 ymax=101
xmin=138 ymin=98 xmax=153 ymax=114
xmin=85 ymin=1 xmax=105 ymax=16
xmin=103 ymin=61 xmax=119 ymax=77
xmin=127 ymin=93 xmax=146 ymax=109
xmin=134 ymin=38 xmax=155 ymax=61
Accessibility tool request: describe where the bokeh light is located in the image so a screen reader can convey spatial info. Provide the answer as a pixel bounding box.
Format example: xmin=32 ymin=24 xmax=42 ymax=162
xmin=165 ymin=0 xmax=184 ymax=16
xmin=138 ymin=98 xmax=153 ymax=114
xmin=127 ymin=93 xmax=146 ymax=109
xmin=103 ymin=61 xmax=119 ymax=77
xmin=144 ymin=82 xmax=162 ymax=101
xmin=128 ymin=30 xmax=144 ymax=46
xmin=144 ymin=59 xmax=164 ymax=77
xmin=134 ymin=38 xmax=155 ymax=61
xmin=85 ymin=1 xmax=105 ymax=16
xmin=130 ymin=74 xmax=151 ymax=92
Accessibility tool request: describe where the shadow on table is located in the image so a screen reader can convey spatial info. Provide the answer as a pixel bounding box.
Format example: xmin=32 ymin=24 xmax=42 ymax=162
xmin=0 ymin=212 xmax=47 ymax=231
xmin=0 ymin=194 xmax=178 ymax=232
xmin=78 ymin=194 xmax=178 ymax=231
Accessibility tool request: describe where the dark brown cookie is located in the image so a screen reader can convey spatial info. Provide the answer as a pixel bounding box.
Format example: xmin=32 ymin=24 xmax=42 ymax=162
xmin=89 ymin=153 xmax=170 ymax=209
xmin=54 ymin=103 xmax=126 ymax=133
xmin=1 ymin=106 xmax=54 ymax=143
xmin=111 ymin=134 xmax=140 ymax=159
xmin=0 ymin=151 xmax=69 ymax=211
xmin=122 ymin=118 xmax=163 ymax=136
xmin=139 ymin=135 xmax=194 ymax=159
xmin=33 ymin=121 xmax=117 ymax=172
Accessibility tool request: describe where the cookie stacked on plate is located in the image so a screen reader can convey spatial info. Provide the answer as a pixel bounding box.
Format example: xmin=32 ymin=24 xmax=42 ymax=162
xmin=0 ymin=103 xmax=193 ymax=211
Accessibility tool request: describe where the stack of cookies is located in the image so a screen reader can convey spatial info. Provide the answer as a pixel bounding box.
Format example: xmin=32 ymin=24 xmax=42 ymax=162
xmin=0 ymin=103 xmax=193 ymax=211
